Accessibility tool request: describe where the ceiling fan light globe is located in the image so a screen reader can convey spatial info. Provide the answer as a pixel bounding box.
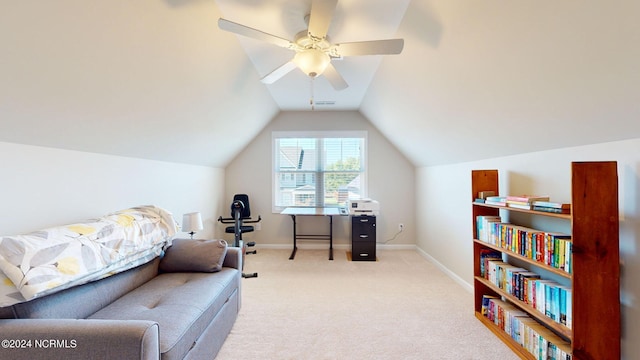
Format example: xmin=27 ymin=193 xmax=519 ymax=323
xmin=294 ymin=49 xmax=330 ymax=78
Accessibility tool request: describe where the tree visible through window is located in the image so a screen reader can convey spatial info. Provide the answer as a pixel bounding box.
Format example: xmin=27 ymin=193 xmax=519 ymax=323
xmin=273 ymin=131 xmax=366 ymax=210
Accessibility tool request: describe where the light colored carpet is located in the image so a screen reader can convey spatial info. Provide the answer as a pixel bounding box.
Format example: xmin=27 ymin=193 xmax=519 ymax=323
xmin=216 ymin=249 xmax=519 ymax=360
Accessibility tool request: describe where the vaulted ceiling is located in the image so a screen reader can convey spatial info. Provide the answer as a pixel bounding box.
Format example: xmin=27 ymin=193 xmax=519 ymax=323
xmin=215 ymin=0 xmax=411 ymax=110
xmin=1 ymin=1 xmax=638 ymax=168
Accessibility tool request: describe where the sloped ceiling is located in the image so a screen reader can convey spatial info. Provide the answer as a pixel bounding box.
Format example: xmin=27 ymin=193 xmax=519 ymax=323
xmin=0 ymin=0 xmax=278 ymax=168
xmin=1 ymin=1 xmax=639 ymax=169
xmin=361 ymin=0 xmax=640 ymax=167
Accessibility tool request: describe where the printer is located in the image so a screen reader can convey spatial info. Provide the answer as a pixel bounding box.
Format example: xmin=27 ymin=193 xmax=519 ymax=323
xmin=347 ymin=199 xmax=380 ymax=216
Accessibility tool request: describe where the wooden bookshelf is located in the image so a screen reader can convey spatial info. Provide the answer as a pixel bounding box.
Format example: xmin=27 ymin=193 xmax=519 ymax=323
xmin=471 ymin=162 xmax=620 ymax=360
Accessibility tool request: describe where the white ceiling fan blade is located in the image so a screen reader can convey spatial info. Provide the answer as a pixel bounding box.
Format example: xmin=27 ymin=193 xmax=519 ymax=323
xmin=334 ymin=39 xmax=404 ymax=56
xmin=308 ymin=0 xmax=338 ymax=39
xmin=323 ymin=63 xmax=348 ymax=91
xmin=261 ymin=61 xmax=298 ymax=84
xmin=218 ymin=18 xmax=294 ymax=49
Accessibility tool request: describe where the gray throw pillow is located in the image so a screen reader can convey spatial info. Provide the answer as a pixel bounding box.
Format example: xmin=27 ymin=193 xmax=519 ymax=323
xmin=160 ymin=239 xmax=228 ymax=273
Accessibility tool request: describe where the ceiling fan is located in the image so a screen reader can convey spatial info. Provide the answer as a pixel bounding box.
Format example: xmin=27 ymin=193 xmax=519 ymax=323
xmin=218 ymin=0 xmax=404 ymax=91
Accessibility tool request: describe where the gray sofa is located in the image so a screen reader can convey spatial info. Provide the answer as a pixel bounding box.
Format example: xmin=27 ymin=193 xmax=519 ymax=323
xmin=0 ymin=241 xmax=242 ymax=360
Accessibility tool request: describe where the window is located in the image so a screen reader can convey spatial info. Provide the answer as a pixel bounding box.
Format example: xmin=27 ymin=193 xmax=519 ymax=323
xmin=273 ymin=131 xmax=367 ymax=211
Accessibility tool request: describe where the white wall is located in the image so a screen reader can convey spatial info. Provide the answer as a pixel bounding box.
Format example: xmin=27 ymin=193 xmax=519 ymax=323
xmin=416 ymin=137 xmax=640 ymax=359
xmin=223 ymin=111 xmax=416 ymax=250
xmin=0 ymin=142 xmax=226 ymax=239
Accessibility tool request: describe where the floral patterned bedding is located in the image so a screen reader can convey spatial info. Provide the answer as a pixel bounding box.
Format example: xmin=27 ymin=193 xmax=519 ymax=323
xmin=0 ymin=205 xmax=177 ymax=307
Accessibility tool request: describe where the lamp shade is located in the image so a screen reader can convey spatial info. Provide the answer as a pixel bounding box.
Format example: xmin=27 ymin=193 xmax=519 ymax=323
xmin=182 ymin=212 xmax=203 ymax=233
xmin=294 ymin=48 xmax=330 ymax=78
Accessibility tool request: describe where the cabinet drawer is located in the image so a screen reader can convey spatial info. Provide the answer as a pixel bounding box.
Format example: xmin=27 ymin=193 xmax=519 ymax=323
xmin=352 ymin=229 xmax=375 ymax=242
xmin=352 ymin=216 xmax=376 ymax=226
xmin=352 ymin=241 xmax=376 ymax=261
xmin=352 ymin=216 xmax=376 ymax=242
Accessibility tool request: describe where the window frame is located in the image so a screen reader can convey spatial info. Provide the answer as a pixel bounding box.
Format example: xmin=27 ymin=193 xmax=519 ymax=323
xmin=272 ymin=130 xmax=368 ymax=213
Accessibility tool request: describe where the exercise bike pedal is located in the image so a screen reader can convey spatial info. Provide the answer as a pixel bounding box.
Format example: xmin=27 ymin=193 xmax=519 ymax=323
xmin=245 ymin=241 xmax=257 ymax=255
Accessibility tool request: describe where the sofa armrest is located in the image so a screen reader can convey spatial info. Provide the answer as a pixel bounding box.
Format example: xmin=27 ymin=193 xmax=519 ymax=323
xmin=0 ymin=319 xmax=159 ymax=360
xmin=223 ymin=246 xmax=242 ymax=270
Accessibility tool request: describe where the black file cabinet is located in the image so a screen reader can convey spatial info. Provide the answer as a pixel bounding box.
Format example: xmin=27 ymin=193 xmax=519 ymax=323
xmin=351 ymin=215 xmax=376 ymax=261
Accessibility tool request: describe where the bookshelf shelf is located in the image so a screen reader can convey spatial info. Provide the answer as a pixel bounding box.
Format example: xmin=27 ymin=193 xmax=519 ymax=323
xmin=471 ymin=162 xmax=620 ymax=360
xmin=475 ymin=313 xmax=536 ymax=360
xmin=472 ymin=239 xmax=571 ymax=279
xmin=474 ymin=276 xmax=572 ymax=340
xmin=474 ymin=202 xmax=572 ymax=220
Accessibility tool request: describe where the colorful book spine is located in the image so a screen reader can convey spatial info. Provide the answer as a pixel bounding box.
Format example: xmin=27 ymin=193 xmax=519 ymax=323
xmin=480 ymin=221 xmax=572 ymax=273
xmin=482 ymin=297 xmax=572 ymax=359
xmin=565 ymin=289 xmax=572 ymax=329
xmin=479 ymin=249 xmax=502 ymax=278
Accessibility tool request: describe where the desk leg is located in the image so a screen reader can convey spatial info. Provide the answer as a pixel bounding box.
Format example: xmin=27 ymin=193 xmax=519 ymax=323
xmin=288 ymin=215 xmax=297 ymax=260
xmin=329 ymin=215 xmax=334 ymax=260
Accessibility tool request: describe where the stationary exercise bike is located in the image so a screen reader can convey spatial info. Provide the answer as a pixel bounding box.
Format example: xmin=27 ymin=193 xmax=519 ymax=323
xmin=218 ymin=195 xmax=261 ymax=278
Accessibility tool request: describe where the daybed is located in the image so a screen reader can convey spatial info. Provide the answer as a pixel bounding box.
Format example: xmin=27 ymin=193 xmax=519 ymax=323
xmin=0 ymin=206 xmax=241 ymax=360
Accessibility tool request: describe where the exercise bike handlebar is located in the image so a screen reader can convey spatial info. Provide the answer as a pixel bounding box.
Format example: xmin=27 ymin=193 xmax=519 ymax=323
xmin=217 ymin=199 xmax=261 ymax=224
xmin=217 ymin=214 xmax=261 ymax=224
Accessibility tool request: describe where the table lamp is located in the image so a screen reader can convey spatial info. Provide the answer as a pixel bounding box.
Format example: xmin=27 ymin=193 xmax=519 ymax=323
xmin=182 ymin=212 xmax=203 ymax=239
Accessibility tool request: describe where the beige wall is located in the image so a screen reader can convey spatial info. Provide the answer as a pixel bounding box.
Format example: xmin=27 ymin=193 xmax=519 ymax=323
xmin=415 ymin=137 xmax=640 ymax=358
xmin=0 ymin=141 xmax=226 ymax=239
xmin=223 ymin=111 xmax=415 ymax=250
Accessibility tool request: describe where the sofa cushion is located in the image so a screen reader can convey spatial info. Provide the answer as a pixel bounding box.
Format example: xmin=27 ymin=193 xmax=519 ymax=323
xmin=0 ymin=305 xmax=14 ymax=319
xmin=88 ymin=268 xmax=239 ymax=360
xmin=160 ymin=239 xmax=227 ymax=273
xmin=10 ymin=258 xmax=160 ymax=320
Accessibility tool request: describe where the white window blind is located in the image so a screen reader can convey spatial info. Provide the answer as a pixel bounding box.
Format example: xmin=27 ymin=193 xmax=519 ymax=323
xmin=273 ymin=131 xmax=367 ymax=211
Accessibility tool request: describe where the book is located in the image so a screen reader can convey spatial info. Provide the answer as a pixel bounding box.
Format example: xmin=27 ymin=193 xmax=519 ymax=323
xmin=500 ymin=264 xmax=526 ymax=293
xmin=565 ymin=288 xmax=572 ymax=329
xmin=533 ymin=279 xmax=557 ymax=314
xmin=528 ymin=321 xmax=572 ymax=360
xmin=558 ymin=285 xmax=571 ymax=327
xmin=531 ymin=201 xmax=571 ymax=209
xmin=485 ymin=196 xmax=507 ymax=206
xmin=506 ymin=195 xmax=550 ymax=203
xmin=517 ymin=272 xmax=541 ymax=302
xmin=487 ymin=260 xmax=508 ymax=284
xmin=544 ymin=232 xmax=572 ymax=268
xmin=481 ymin=294 xmax=498 ymax=316
xmin=532 ymin=205 xmax=571 ymax=214
xmin=564 ymin=241 xmax=572 ymax=274
xmin=486 ymin=196 xmax=506 ymax=202
xmin=476 ymin=215 xmax=502 ymax=243
xmin=477 ymin=190 xmax=496 ymax=199
xmin=507 ymin=202 xmax=532 ymax=210
xmin=549 ymin=284 xmax=561 ymax=321
xmin=479 ymin=249 xmax=502 ymax=278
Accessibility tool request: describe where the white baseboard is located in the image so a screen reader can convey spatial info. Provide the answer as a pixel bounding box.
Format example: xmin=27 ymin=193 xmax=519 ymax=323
xmin=415 ymin=247 xmax=473 ymax=294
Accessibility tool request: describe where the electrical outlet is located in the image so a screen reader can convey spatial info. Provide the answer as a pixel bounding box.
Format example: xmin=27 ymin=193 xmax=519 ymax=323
xmin=255 ymin=222 xmax=261 ymax=231
xmin=399 ymin=223 xmax=404 ymax=232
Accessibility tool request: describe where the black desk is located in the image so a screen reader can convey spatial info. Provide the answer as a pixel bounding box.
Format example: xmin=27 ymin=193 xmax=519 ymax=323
xmin=281 ymin=207 xmax=341 ymax=260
